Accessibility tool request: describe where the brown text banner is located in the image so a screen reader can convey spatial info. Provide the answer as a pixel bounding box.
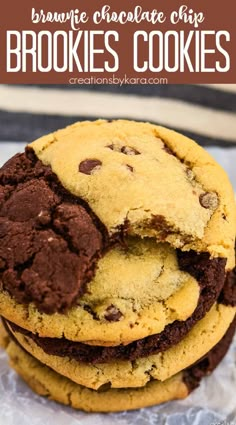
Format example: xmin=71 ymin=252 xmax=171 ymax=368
xmin=0 ymin=0 xmax=235 ymax=84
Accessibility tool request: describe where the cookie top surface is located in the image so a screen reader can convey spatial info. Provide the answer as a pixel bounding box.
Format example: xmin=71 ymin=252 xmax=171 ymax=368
xmin=30 ymin=120 xmax=236 ymax=265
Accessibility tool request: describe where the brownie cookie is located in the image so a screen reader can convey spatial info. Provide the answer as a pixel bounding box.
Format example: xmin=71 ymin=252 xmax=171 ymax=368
xmin=2 ymin=318 xmax=235 ymax=413
xmin=5 ymin=304 xmax=235 ymax=389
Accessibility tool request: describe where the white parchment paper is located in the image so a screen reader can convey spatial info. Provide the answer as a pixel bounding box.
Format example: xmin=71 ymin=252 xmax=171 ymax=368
xmin=0 ymin=144 xmax=236 ymax=425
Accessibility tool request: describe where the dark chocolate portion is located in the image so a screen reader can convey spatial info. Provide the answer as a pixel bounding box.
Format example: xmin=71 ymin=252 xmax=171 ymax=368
xmin=0 ymin=150 xmax=106 ymax=314
xmin=177 ymin=251 xmax=227 ymax=317
xmin=218 ymin=267 xmax=236 ymax=306
xmin=5 ymin=258 xmax=230 ymax=365
xmin=184 ymin=316 xmax=236 ymax=391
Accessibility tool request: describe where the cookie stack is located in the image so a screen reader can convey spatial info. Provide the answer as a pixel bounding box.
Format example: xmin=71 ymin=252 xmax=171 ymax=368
xmin=0 ymin=120 xmax=235 ymax=412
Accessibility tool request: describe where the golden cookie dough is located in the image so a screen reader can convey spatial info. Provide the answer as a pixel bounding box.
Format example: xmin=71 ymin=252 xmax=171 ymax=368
xmin=31 ymin=120 xmax=236 ymax=268
xmin=5 ymin=337 xmax=188 ymax=413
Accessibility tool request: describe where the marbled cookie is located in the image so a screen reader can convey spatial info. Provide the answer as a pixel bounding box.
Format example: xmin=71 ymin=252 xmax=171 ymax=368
xmin=0 ymin=120 xmax=235 ymax=346
xmin=2 ymin=319 xmax=235 ymax=413
xmin=4 ymin=303 xmax=236 ymax=390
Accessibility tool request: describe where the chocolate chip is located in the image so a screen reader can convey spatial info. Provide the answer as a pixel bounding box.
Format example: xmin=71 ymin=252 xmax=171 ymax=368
xmin=97 ymin=382 xmax=112 ymax=392
xmin=126 ymin=164 xmax=134 ymax=172
xmin=107 ymin=144 xmax=114 ymax=150
xmin=218 ymin=267 xmax=236 ymax=306
xmin=121 ymin=146 xmax=140 ymax=155
xmin=79 ymin=159 xmax=102 ymax=175
xmin=104 ymin=305 xmax=123 ymax=322
xmin=199 ymin=192 xmax=219 ymax=209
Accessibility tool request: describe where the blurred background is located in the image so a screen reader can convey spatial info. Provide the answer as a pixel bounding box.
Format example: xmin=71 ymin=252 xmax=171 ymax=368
xmin=0 ymin=83 xmax=236 ymax=188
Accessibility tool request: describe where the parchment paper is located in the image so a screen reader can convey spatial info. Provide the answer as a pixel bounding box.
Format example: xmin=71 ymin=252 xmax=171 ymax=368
xmin=0 ymin=144 xmax=235 ymax=425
